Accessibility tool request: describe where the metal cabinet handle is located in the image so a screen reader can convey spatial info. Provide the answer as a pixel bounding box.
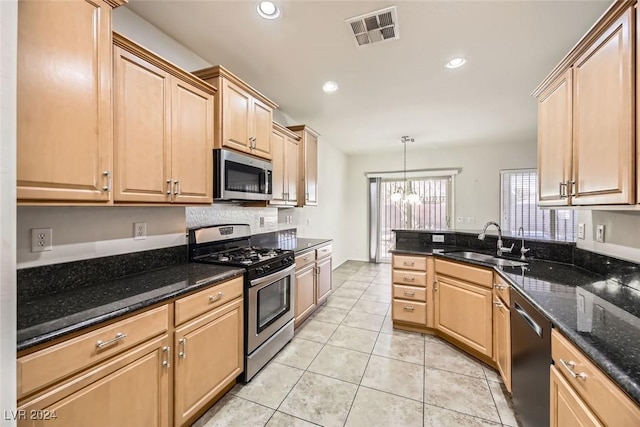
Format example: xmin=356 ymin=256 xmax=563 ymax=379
xmin=559 ymin=359 xmax=587 ymax=381
xmin=96 ymin=332 xmax=127 ymax=349
xmin=162 ymin=346 xmax=171 ymax=368
xmin=403 ymin=290 xmax=415 ymax=297
xmin=303 ymin=256 xmax=309 ymax=261
xmin=209 ymin=291 xmax=225 ymax=303
xmin=494 ymin=299 xmax=504 ymax=309
xmin=102 ymin=170 xmax=112 ymax=192
xmin=166 ymin=179 xmax=173 ymax=195
xmin=568 ymin=180 xmax=576 ymax=197
xmin=494 ymin=283 xmax=508 ymax=290
xmin=403 ymin=305 xmax=415 ymax=312
xmin=403 ymin=260 xmax=415 ymax=266
xmin=433 ymin=280 xmax=438 ymax=292
xmin=403 ymin=276 xmax=415 ymax=281
xmin=178 ymin=337 xmax=187 ymax=359
xmin=173 ymin=179 xmax=180 ymax=195
xmin=559 ymin=182 xmax=567 ymax=198
xmin=306 ymin=192 xmax=309 ymax=201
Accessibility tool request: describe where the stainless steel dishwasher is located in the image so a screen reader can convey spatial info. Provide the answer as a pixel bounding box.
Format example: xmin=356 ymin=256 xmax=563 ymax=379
xmin=511 ymin=289 xmax=552 ymax=427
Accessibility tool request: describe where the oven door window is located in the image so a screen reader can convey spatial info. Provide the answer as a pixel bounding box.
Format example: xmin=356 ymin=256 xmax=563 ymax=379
xmin=225 ymin=160 xmax=267 ymax=194
xmin=257 ymin=276 xmax=290 ymax=333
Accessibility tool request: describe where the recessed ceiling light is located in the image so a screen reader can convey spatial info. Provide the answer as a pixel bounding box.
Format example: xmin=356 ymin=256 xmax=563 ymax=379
xmin=257 ymin=1 xmax=281 ymax=20
xmin=322 ymin=81 xmax=339 ymax=93
xmin=445 ymin=57 xmax=466 ymax=69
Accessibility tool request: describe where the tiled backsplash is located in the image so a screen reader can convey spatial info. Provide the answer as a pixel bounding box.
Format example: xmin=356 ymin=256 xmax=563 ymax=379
xmin=186 ymin=205 xmax=279 ymax=232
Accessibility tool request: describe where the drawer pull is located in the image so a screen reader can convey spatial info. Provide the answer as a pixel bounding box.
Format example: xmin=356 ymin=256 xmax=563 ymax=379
xmin=403 ymin=276 xmax=415 ymax=281
xmin=209 ymin=292 xmax=225 ymax=303
xmin=403 ymin=290 xmax=415 ymax=297
xmin=494 ymin=283 xmax=508 ymax=290
xmin=403 ymin=305 xmax=415 ymax=312
xmin=559 ymin=359 xmax=587 ymax=381
xmin=179 ymin=337 xmax=187 ymax=359
xmin=96 ymin=332 xmax=127 ymax=349
xmin=403 ymin=260 xmax=415 ymax=266
xmin=303 ymin=256 xmax=309 ymax=261
xmin=493 ymin=299 xmax=504 ymax=308
xmin=162 ymin=346 xmax=171 ymax=368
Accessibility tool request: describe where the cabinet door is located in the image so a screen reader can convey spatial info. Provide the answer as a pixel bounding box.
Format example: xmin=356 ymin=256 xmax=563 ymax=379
xmin=538 ymin=69 xmax=572 ymax=206
xmin=493 ymin=298 xmax=511 ymax=393
xmin=221 ymin=79 xmax=251 ymax=153
xmin=435 ymin=276 xmax=493 ymax=357
xmin=270 ymin=129 xmax=286 ymax=204
xmin=285 ymin=136 xmax=299 ymax=204
xmin=304 ymin=132 xmax=319 ymax=205
xmin=113 ymin=47 xmax=171 ymax=203
xmin=170 ymin=78 xmax=214 ymax=204
xmin=572 ymin=9 xmax=634 ymax=205
xmin=251 ymin=98 xmax=273 ymax=160
xmin=295 ymin=265 xmax=316 ymax=326
xmin=17 ymin=0 xmax=113 ymax=202
xmin=18 ymin=336 xmax=170 ymax=427
xmin=550 ymin=365 xmax=603 ymax=427
xmin=174 ymin=299 xmax=243 ymax=426
xmin=316 ymin=257 xmax=332 ymax=305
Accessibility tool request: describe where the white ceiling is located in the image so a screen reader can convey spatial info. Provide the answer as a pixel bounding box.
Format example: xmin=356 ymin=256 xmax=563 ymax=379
xmin=126 ymin=0 xmax=610 ymax=154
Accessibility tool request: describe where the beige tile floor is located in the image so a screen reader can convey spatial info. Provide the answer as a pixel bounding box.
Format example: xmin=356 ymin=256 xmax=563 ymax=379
xmin=192 ymin=261 xmax=519 ymax=427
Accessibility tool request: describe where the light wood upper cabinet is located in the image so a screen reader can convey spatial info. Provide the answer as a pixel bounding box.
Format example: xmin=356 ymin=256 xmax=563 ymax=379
xmin=17 ymin=0 xmax=123 ymax=203
xmin=534 ymin=3 xmax=636 ymax=206
xmin=112 ymin=33 xmax=215 ymax=205
xmin=170 ymin=79 xmax=214 ymax=204
xmin=193 ymin=66 xmax=278 ymax=161
xmin=572 ymin=8 xmax=634 ymax=205
xmin=538 ymin=69 xmax=572 ymax=207
xmin=113 ymin=47 xmax=171 ymax=203
xmin=288 ymin=125 xmax=320 ymax=206
xmin=271 ymin=123 xmax=300 ymax=206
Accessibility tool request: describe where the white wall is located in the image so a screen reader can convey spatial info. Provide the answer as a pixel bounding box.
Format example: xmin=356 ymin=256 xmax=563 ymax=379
xmin=577 ymin=210 xmax=640 ymax=263
xmin=346 ymin=141 xmax=537 ymax=260
xmin=1 ymin=0 xmax=17 ymax=422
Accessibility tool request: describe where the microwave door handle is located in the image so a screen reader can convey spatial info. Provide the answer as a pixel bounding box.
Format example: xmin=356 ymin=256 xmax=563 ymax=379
xmin=265 ymin=169 xmax=270 ymax=195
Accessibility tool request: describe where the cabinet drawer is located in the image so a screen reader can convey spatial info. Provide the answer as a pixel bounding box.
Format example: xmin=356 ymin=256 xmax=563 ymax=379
xmin=494 ymin=274 xmax=511 ymax=305
xmin=295 ymin=251 xmax=316 ymax=270
xmin=392 ymin=299 xmax=426 ymax=325
xmin=435 ymin=259 xmax=493 ymax=288
xmin=392 ymin=270 xmax=427 ymax=287
xmin=552 ymin=330 xmax=640 ymax=426
xmin=17 ymin=305 xmax=168 ymax=399
xmin=393 ymin=284 xmax=426 ymax=302
xmin=316 ymin=244 xmax=332 ymax=259
xmin=393 ymin=255 xmax=427 ymax=271
xmin=175 ymin=276 xmax=243 ymax=326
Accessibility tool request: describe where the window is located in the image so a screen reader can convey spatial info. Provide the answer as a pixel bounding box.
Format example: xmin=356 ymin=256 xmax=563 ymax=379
xmin=377 ymin=176 xmax=453 ymax=260
xmin=500 ymin=169 xmax=577 ymax=241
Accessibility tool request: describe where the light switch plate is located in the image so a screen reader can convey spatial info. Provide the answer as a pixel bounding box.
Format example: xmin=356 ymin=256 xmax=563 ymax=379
xmin=596 ymin=224 xmax=605 ymax=243
xmin=578 ymin=223 xmax=585 ymax=239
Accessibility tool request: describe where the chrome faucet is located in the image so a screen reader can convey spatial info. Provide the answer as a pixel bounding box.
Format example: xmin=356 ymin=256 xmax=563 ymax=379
xmin=518 ymin=226 xmax=530 ymax=260
xmin=478 ymin=221 xmax=514 ymax=257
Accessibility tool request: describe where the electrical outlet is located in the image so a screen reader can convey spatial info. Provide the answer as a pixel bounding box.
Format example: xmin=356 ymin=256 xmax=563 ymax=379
xmin=596 ymin=224 xmax=605 ymax=243
xmin=578 ymin=223 xmax=585 ymax=239
xmin=133 ymin=222 xmax=146 ymax=240
xmin=456 ymin=216 xmax=464 ymax=224
xmin=466 ymin=217 xmax=475 ymax=224
xmin=31 ymin=228 xmax=52 ymax=252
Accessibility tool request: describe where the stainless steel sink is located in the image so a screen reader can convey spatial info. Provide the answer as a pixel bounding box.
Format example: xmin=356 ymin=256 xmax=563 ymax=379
xmin=445 ymin=251 xmax=528 ymax=267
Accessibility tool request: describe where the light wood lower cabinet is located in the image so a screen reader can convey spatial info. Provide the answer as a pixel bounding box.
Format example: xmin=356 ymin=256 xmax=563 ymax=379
xmin=18 ymin=335 xmax=170 ymax=427
xmin=551 ymin=365 xmax=602 ymax=427
xmin=391 ymin=255 xmax=431 ymax=327
xmin=493 ymin=293 xmax=511 ymax=393
xmin=173 ymin=299 xmax=243 ymax=426
xmin=294 ymin=244 xmax=333 ymax=327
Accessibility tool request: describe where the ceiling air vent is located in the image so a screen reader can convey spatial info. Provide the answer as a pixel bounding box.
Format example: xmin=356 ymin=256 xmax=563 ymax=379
xmin=346 ymin=6 xmax=399 ymax=47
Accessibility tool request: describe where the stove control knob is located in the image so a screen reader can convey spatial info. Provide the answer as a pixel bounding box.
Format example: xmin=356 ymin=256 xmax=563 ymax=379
xmin=285 ymin=256 xmax=294 ymax=264
xmin=264 ymin=264 xmax=271 ymax=270
xmin=256 ymin=267 xmax=265 ymax=276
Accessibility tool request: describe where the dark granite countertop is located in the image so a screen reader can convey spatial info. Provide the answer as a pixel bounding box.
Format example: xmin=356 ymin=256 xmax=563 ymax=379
xmin=17 ymin=263 xmax=244 ymax=352
xmin=391 ymin=244 xmax=640 ymax=405
xmin=280 ymin=238 xmax=333 ymax=254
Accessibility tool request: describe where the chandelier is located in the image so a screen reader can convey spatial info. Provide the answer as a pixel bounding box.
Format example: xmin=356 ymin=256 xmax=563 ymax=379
xmin=390 ymin=136 xmax=420 ymax=204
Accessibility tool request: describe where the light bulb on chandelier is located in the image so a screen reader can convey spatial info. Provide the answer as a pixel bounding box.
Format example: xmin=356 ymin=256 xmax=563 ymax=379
xmin=392 ymin=136 xmax=420 ymax=204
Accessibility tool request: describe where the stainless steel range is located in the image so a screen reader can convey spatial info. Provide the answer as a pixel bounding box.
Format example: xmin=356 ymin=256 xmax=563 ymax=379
xmin=188 ymin=224 xmax=295 ymax=382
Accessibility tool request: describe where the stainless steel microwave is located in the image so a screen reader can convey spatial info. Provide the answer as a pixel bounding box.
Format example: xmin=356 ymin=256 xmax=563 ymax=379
xmin=213 ymin=149 xmax=273 ymax=201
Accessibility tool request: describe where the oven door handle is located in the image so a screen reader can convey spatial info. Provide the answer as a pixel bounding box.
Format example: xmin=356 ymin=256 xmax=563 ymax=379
xmin=250 ymin=264 xmax=295 ymax=288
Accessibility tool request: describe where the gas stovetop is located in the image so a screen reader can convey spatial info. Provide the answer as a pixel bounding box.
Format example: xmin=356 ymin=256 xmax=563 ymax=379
xmin=188 ymin=224 xmax=294 ymax=281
